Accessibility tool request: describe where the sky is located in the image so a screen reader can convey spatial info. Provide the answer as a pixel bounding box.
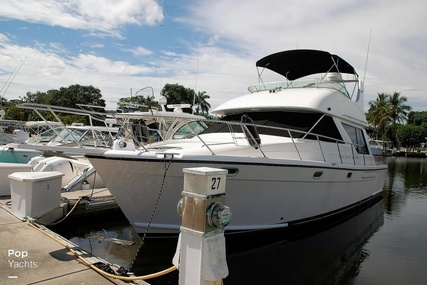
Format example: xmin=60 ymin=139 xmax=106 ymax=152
xmin=0 ymin=0 xmax=426 ymax=113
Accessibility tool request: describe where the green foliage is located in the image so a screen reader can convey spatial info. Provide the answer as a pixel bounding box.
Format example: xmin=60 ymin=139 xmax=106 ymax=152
xmin=408 ymin=111 xmax=427 ymax=129
xmin=117 ymin=95 xmax=160 ymax=112
xmin=3 ymin=105 xmax=27 ymax=121
xmin=193 ymin=91 xmax=211 ymax=116
xmin=160 ymin=83 xmax=194 ymax=113
xmin=397 ymin=125 xmax=426 ymax=148
xmin=1 ymin=84 xmax=106 ymax=122
xmin=366 ymin=92 xmax=412 ymax=147
xmin=159 ymin=83 xmax=211 ymax=116
xmin=50 ymin=84 xmax=105 ymax=108
xmin=1 ymin=82 xmax=213 ymax=122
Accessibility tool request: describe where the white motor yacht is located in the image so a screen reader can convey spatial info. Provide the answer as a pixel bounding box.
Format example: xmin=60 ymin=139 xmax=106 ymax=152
xmin=85 ymin=49 xmax=388 ymax=237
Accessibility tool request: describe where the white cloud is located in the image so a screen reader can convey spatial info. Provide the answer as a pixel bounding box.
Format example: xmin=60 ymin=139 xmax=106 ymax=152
xmin=0 ymin=34 xmax=157 ymax=108
xmin=178 ymin=0 xmax=427 ymax=110
xmin=1 ymin=0 xmax=427 ymax=113
xmin=0 ymin=0 xmax=164 ymax=38
xmin=122 ymin=46 xmax=153 ymax=57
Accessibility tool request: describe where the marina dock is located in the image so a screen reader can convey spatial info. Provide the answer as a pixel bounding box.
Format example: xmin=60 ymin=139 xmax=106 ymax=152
xmin=0 ymin=184 xmax=154 ymax=285
xmin=0 ymin=196 xmax=145 ymax=284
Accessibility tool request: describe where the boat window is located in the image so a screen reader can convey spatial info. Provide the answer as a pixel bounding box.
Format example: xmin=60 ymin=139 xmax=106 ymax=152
xmin=52 ymin=128 xmax=86 ymax=143
xmin=202 ymin=111 xmax=343 ymax=142
xmin=342 ymin=123 xmax=369 ymax=154
xmin=173 ymin=121 xmax=208 ymax=139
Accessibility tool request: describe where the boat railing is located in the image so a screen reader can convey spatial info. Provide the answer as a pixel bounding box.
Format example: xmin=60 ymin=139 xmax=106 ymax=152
xmin=16 ymin=103 xmax=204 ymax=152
xmin=247 ymin=78 xmax=359 ymax=99
xmin=17 ymin=103 xmax=123 ymax=149
xmin=180 ymin=117 xmax=371 ymax=166
xmin=17 ymin=104 xmax=370 ymax=166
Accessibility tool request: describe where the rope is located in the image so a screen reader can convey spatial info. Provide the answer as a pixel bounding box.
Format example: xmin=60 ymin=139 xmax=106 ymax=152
xmin=128 ymin=154 xmax=173 ymax=270
xmin=35 ymin=197 xmax=82 ymax=226
xmin=27 ymin=221 xmax=177 ymax=281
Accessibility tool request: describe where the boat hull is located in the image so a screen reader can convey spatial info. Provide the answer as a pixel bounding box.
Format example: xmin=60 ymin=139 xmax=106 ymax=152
xmin=87 ymin=155 xmax=387 ymax=236
xmin=0 ymin=147 xmax=41 ymax=163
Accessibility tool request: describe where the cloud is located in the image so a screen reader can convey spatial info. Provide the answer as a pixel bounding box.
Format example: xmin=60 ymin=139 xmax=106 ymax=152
xmin=0 ymin=34 xmax=156 ymax=107
xmin=1 ymin=0 xmax=427 ymax=112
xmin=122 ymin=46 xmax=153 ymax=57
xmin=177 ymin=0 xmax=427 ymax=110
xmin=0 ymin=0 xmax=164 ymax=38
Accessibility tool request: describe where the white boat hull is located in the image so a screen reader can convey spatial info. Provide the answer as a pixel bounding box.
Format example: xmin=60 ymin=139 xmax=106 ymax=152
xmin=0 ymin=146 xmax=42 ymax=163
xmin=88 ymin=155 xmax=387 ymax=235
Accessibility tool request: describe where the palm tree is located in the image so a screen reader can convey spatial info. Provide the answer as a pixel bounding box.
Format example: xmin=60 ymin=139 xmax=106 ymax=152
xmin=193 ymin=91 xmax=211 ymax=115
xmin=366 ymin=92 xmax=412 ymax=148
xmin=366 ymin=93 xmax=391 ymax=139
xmin=388 ymin=92 xmax=412 ymax=147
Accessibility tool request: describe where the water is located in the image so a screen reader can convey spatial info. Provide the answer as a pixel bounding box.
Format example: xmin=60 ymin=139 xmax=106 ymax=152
xmin=53 ymin=157 xmax=427 ymax=284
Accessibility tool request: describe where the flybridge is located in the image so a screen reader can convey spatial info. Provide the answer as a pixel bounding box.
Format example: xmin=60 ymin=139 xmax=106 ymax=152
xmin=255 ymin=49 xmax=357 ymax=80
xmin=250 ymin=49 xmax=362 ymax=100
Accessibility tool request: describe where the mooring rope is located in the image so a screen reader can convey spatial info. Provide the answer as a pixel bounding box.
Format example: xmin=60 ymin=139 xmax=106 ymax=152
xmin=28 ymin=221 xmax=177 ymax=281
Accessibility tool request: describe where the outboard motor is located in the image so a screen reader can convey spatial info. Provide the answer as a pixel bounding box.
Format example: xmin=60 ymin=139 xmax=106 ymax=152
xmin=13 ymin=130 xmax=29 ymax=144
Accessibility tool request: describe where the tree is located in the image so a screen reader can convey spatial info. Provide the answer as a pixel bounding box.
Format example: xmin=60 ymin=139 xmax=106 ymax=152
xmin=23 ymin=91 xmax=51 ymax=104
xmin=408 ymin=111 xmax=427 ymax=129
xmin=366 ymin=92 xmax=412 ymax=148
xmin=161 ymin=83 xmax=194 ymax=112
xmin=117 ymin=95 xmax=160 ymax=112
xmin=50 ymin=84 xmax=105 ymax=108
xmin=397 ymin=125 xmax=426 ymax=149
xmin=4 ymin=104 xmax=27 ymax=121
xmin=0 ymin=84 xmax=106 ymax=122
xmin=366 ymin=93 xmax=391 ymax=139
xmin=194 ymin=91 xmax=211 ymax=115
xmin=388 ymin=92 xmax=412 ymax=147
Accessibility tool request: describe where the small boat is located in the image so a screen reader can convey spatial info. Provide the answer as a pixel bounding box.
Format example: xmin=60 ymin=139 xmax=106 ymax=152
xmin=369 ymin=139 xmax=392 ymax=156
xmin=86 ymin=49 xmax=388 ymax=237
xmin=0 ymin=119 xmax=61 ymax=163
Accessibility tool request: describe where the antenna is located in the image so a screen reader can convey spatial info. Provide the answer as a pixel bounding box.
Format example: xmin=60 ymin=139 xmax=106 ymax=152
xmin=192 ymin=57 xmax=199 ymax=114
xmin=0 ymin=57 xmax=26 ymax=105
xmin=363 ymin=27 xmax=372 ymax=84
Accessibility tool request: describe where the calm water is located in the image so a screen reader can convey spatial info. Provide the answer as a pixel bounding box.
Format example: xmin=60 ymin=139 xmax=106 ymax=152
xmin=55 ymin=157 xmax=427 ymax=284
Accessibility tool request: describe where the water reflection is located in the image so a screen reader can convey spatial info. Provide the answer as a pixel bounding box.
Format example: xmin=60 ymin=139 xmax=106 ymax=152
xmin=353 ymin=157 xmax=427 ymax=285
xmin=380 ymin=157 xmax=427 ymax=215
xmin=54 ymin=201 xmax=384 ymax=285
xmin=224 ymin=200 xmax=384 ymax=285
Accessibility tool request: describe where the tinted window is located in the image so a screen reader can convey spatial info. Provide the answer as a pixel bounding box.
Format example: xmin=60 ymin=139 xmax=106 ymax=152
xmin=342 ymin=123 xmax=369 ymax=154
xmin=202 ymin=111 xmax=342 ymax=142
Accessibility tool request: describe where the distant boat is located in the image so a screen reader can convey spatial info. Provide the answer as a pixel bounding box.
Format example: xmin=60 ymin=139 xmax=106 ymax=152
xmin=86 ymin=49 xmax=388 ymax=237
xmin=369 ymin=140 xmax=392 ymax=156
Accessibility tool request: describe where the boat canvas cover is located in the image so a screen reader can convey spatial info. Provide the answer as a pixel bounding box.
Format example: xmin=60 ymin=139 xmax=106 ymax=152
xmin=256 ymin=49 xmax=356 ymax=80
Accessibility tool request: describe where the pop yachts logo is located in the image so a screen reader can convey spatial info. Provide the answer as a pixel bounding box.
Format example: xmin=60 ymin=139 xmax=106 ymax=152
xmin=7 ymin=249 xmax=38 ymax=268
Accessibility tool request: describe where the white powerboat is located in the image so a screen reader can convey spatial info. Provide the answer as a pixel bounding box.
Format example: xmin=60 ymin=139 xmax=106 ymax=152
xmin=4 ymin=103 xmax=207 ymax=191
xmin=369 ymin=139 xmax=392 ymax=156
xmin=0 ymin=120 xmax=61 ymax=163
xmin=83 ymin=49 xmax=387 ymax=237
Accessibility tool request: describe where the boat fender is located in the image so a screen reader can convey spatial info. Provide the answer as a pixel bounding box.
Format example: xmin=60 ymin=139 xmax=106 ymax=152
xmin=240 ymin=114 xmax=261 ymax=149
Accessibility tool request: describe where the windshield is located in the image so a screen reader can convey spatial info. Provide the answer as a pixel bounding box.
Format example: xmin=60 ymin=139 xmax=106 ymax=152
xmin=172 ymin=121 xmax=208 ymax=139
xmin=52 ymin=128 xmax=87 ymax=143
